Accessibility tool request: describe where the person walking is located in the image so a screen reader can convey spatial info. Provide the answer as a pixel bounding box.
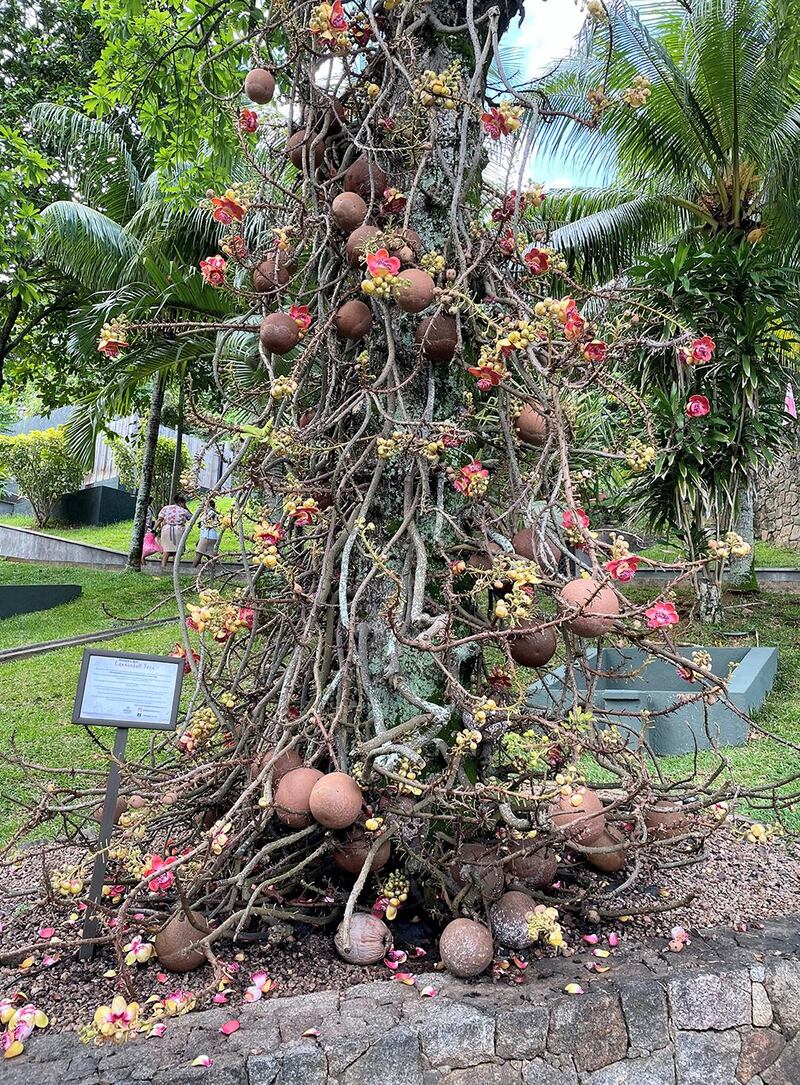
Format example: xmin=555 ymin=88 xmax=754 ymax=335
xmin=193 ymin=498 xmax=221 ymax=566
xmin=154 ymin=493 xmax=192 ymax=571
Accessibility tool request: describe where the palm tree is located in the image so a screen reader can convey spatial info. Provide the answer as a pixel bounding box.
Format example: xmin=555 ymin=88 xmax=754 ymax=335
xmin=31 ymin=104 xmax=236 ymax=567
xmin=523 ymin=0 xmax=800 ymax=598
xmin=529 ymin=0 xmax=800 ymax=279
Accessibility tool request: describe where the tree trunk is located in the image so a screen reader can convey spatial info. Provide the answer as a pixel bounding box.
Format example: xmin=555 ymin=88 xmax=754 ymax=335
xmin=127 ymin=374 xmax=166 ymax=571
xmin=169 ymin=380 xmax=185 ymax=503
xmin=697 ymin=576 xmax=723 ymax=624
xmin=725 ymin=481 xmax=758 ymax=591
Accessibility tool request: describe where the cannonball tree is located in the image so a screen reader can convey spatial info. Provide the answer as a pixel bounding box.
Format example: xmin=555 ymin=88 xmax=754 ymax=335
xmin=9 ymin=0 xmax=796 ymax=1002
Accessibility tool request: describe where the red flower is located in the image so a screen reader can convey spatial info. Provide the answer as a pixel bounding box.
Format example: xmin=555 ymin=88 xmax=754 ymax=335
xmin=604 ymin=556 xmax=640 ymax=582
xmin=481 ymin=107 xmax=515 ymax=140
xmin=237 ymin=606 xmax=255 ymax=629
xmin=289 ymin=304 xmax=312 ymax=330
xmin=239 ymin=108 xmax=259 ymax=133
xmin=199 ymin=255 xmax=227 ymax=287
xmin=255 ymin=522 xmax=285 ymax=546
xmin=487 ymin=667 xmax=512 ymax=691
xmin=382 ymin=188 xmax=407 ymax=214
xmin=467 ymin=362 xmax=507 ymax=391
xmin=564 ymin=312 xmax=585 ymax=341
xmin=582 ymin=339 xmax=607 ymax=362
xmin=562 ymin=508 xmax=590 ymax=531
xmin=679 ymin=335 xmax=716 ymax=365
xmin=453 ymin=460 xmax=489 ymax=498
xmin=328 ymin=0 xmax=347 ymax=28
xmin=685 ymin=394 xmax=710 ymax=418
xmin=170 ymin=643 xmax=200 ymax=674
xmin=491 ymin=190 xmax=526 ymax=224
xmin=211 ymin=191 xmax=246 ymax=224
xmin=524 ymin=247 xmax=550 ymax=275
xmin=645 ymin=601 xmax=680 ymax=629
xmin=496 ymin=229 xmax=516 ymax=256
xmin=141 ymin=855 xmax=176 ymax=893
xmin=366 ymin=248 xmax=401 ymax=277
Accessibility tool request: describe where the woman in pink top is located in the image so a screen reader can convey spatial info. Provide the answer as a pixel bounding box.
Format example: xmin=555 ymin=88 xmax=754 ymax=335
xmin=154 ymin=494 xmax=192 ymax=570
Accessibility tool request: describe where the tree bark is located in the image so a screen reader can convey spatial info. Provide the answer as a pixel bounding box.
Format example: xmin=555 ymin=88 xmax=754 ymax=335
xmin=169 ymin=380 xmax=185 ymax=503
xmin=127 ymin=373 xmax=166 ymax=571
xmin=725 ymin=480 xmax=758 ymax=591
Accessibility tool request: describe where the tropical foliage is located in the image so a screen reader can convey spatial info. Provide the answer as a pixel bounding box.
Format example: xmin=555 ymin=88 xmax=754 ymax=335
xmin=114 ymin=434 xmax=191 ymax=512
xmin=0 ymin=427 xmax=84 ymax=526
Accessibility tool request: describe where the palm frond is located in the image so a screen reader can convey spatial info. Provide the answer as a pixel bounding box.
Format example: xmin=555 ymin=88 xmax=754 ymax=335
xmin=37 ymin=201 xmax=143 ymax=291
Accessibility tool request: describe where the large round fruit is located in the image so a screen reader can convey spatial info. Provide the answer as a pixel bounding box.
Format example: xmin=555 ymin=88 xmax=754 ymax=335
xmin=244 ymin=69 xmax=275 ymax=104
xmin=395 ymin=268 xmax=435 ymax=313
xmin=335 ymin=299 xmax=373 ymax=340
xmin=309 ymin=772 xmax=363 ymax=829
xmin=154 ymin=910 xmax=212 ymax=973
xmin=549 ymin=786 xmax=606 ymax=844
xmin=345 ymin=224 xmax=381 ymax=267
xmin=333 ymin=827 xmax=391 ymax=875
xmin=274 ymin=767 xmax=325 ymax=828
xmin=253 ymin=253 xmax=291 ymax=292
xmin=438 ymin=918 xmax=494 ymax=978
xmin=331 ymin=192 xmax=368 ymax=232
xmin=510 ymin=527 xmax=560 ymax=573
xmin=559 ymin=578 xmax=619 ymax=637
xmin=415 ymin=313 xmax=457 ymax=361
xmin=259 ymin=313 xmax=300 ymax=355
xmin=287 ymin=129 xmax=325 ymax=170
xmin=250 ymin=746 xmax=303 ymax=785
xmin=514 ymin=402 xmax=548 ymax=446
xmin=334 ymin=914 xmax=392 ymax=964
xmin=507 ymin=846 xmax=559 ymax=889
xmin=509 ymin=626 xmax=558 ymax=668
xmin=583 ymin=825 xmax=626 ymax=873
xmin=344 ymin=156 xmax=388 ymax=199
xmin=450 ymin=843 xmax=504 ymax=902
xmin=490 ymin=891 xmax=536 ymax=950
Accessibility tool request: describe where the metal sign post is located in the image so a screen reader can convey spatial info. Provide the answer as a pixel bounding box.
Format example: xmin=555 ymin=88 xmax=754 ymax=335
xmin=71 ymin=649 xmax=184 ymax=960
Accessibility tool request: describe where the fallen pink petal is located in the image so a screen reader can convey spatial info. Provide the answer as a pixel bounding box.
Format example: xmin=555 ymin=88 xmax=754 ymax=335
xmin=220 ymin=1020 xmax=241 ymax=1036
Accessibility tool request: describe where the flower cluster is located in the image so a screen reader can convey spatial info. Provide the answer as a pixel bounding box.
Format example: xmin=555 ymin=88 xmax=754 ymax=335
xmin=284 ymin=495 xmax=322 ymax=527
xmin=481 ymin=101 xmax=523 ymax=139
xmin=208 ymin=187 xmax=248 ymax=224
xmin=453 ymin=460 xmax=490 ymax=498
xmin=253 ymin=520 xmax=284 ymax=569
xmin=624 ymin=438 xmax=657 ymax=473
xmin=416 ymin=59 xmax=462 ymax=109
xmin=309 ymin=0 xmax=350 ymax=52
xmin=622 ymin=74 xmax=652 ymax=109
xmin=678 ymin=334 xmax=715 ymax=365
xmin=708 ymin=531 xmax=751 ymax=560
xmin=1 ymin=997 xmax=49 ymax=1060
xmin=377 ymin=871 xmax=410 ymax=920
xmin=453 ymin=726 xmax=483 ymax=752
xmin=527 ymin=904 xmax=565 ymax=949
xmin=271 ymin=376 xmax=299 ymax=401
xmin=361 ymin=248 xmax=402 ymax=298
xmin=179 ymin=706 xmax=219 ymax=753
xmin=199 ymin=255 xmax=227 ymax=287
xmin=97 ymin=316 xmax=129 ymax=358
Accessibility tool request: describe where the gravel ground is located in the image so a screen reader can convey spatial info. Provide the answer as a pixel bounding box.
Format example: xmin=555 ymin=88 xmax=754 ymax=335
xmin=1 ymin=826 xmax=797 ymax=1033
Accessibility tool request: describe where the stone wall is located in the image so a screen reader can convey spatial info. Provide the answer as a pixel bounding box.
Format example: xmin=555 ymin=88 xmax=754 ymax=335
xmin=756 ymin=449 xmax=800 ymax=549
xmin=2 ymin=917 xmax=800 ymax=1085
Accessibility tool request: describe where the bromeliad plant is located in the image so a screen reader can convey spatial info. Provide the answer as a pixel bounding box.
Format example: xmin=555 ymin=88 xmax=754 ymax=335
xmin=3 ymin=0 xmax=799 ymax=1005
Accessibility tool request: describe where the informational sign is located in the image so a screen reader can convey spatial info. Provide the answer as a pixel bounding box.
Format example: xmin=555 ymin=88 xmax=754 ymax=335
xmin=72 ymin=649 xmax=185 ymax=958
xmin=73 ymin=649 xmax=183 ymax=731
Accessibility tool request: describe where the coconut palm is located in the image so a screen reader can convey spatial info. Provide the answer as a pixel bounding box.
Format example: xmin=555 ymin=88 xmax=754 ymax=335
xmin=31 ymin=103 xmax=238 ymax=565
xmin=527 ymin=0 xmax=800 ymax=280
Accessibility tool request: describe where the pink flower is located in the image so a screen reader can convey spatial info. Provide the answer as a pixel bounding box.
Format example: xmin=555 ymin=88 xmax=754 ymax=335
xmin=289 ymin=304 xmax=312 ymax=330
xmin=679 ymin=335 xmax=716 ymax=365
xmin=482 ymin=107 xmax=516 ymax=140
xmin=467 ymin=362 xmax=507 ymax=391
xmin=645 ymin=601 xmax=680 ymax=629
xmin=562 ymin=508 xmax=590 ymax=531
xmin=366 ymin=248 xmax=401 ymax=278
xmin=685 ymin=394 xmax=710 ymax=418
xmin=491 ymin=190 xmax=525 ymax=224
xmin=211 ymin=192 xmax=246 ymax=224
xmin=141 ymin=854 xmax=176 ymax=893
xmin=524 ymin=247 xmax=550 ymax=275
xmin=453 ymin=460 xmax=490 ymax=498
xmin=604 ymin=556 xmax=640 ymax=582
xmin=582 ymin=339 xmax=607 ymax=363
xmin=170 ymin=643 xmax=200 ymax=674
xmin=239 ymin=108 xmax=259 ymax=133
xmin=496 ymin=229 xmax=516 ymax=256
xmin=328 ymin=0 xmax=347 ymax=28
xmin=199 ymin=255 xmax=227 ymax=287
xmin=564 ymin=312 xmax=585 ymax=341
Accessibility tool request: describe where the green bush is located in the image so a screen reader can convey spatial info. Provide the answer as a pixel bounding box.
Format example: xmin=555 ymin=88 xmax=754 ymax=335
xmin=114 ymin=434 xmax=191 ymax=513
xmin=0 ymin=427 xmax=85 ymax=527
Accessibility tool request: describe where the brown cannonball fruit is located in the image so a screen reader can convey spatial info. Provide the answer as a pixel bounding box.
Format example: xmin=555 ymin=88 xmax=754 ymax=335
xmin=162 ymin=791 xmax=178 ymax=806
xmin=154 ymin=910 xmax=212 ymax=973
xmin=253 ymin=253 xmax=290 ymax=292
xmin=584 ymin=825 xmax=626 ymax=873
xmin=335 ymin=299 xmax=373 ymax=340
xmin=415 ymin=313 xmax=457 ymax=362
xmin=344 ymin=156 xmax=388 ymax=199
xmin=260 ymin=313 xmax=300 ymax=355
xmin=644 ymin=800 xmax=687 ymax=838
xmin=93 ymin=795 xmax=128 ymax=825
xmin=450 ymin=843 xmax=504 ymax=902
xmin=395 ymin=268 xmax=435 ymax=313
xmin=333 ymin=826 xmax=392 ymax=875
xmin=515 ymin=402 xmax=548 ymax=446
xmin=334 ymin=913 xmax=392 ymax=964
xmin=331 ymin=192 xmax=368 ymax=232
xmin=129 ymin=794 xmax=148 ymax=810
xmin=250 ymin=746 xmax=304 ymax=785
xmin=509 ymin=627 xmax=558 ymax=669
xmin=559 ymin=578 xmax=620 ymax=638
xmin=287 ymin=129 xmax=325 ymax=170
xmin=549 ymin=786 xmax=606 ymax=844
xmin=507 ymin=847 xmax=559 ymax=889
xmin=244 ymin=68 xmax=276 ymax=105
xmin=490 ymin=891 xmax=536 ymax=950
xmin=309 ymin=772 xmax=363 ymax=829
xmin=274 ymin=766 xmax=325 ymax=828
xmin=346 ymin=224 xmax=381 ymax=267
xmin=386 ymin=228 xmax=423 ymax=265
xmin=438 ymin=918 xmax=494 ymax=978
xmin=510 ymin=527 xmax=560 ymax=571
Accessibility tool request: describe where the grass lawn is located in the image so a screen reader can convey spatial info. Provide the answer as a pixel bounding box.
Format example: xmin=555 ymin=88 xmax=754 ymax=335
xmin=0 ymin=562 xmax=181 ymax=649
xmin=642 ymin=539 xmax=800 ymax=569
xmin=0 ymin=496 xmax=239 ymax=557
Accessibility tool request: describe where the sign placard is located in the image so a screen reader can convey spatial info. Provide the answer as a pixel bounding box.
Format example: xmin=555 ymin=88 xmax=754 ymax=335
xmin=73 ymin=649 xmax=184 ymax=730
xmin=72 ymin=649 xmax=184 ymax=958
